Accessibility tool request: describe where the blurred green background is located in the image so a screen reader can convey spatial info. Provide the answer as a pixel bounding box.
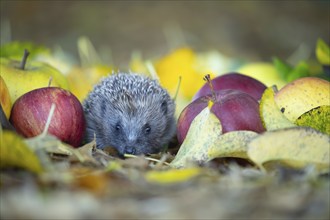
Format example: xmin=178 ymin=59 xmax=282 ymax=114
xmin=1 ymin=1 xmax=329 ymax=67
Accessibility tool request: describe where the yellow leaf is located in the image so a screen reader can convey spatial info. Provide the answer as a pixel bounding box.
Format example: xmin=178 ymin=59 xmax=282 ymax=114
xmin=170 ymin=106 xmax=222 ymax=168
xmin=295 ymin=105 xmax=330 ymax=135
xmin=247 ymin=127 xmax=330 ymax=173
xmin=208 ymin=131 xmax=258 ymax=160
xmin=67 ymin=65 xmax=113 ymax=101
xmin=145 ymin=168 xmax=202 ymax=184
xmin=106 ymin=160 xmax=123 ymax=172
xmin=0 ymin=130 xmax=43 ymax=174
xmin=155 ymin=47 xmax=215 ymax=100
xmin=259 ymin=86 xmax=296 ymax=131
xmin=129 ymin=51 xmax=148 ymax=74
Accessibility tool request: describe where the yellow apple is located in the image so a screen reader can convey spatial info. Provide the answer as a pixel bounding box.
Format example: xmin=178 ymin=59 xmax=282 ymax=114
xmin=0 ymin=50 xmax=69 ymax=103
xmin=274 ymin=77 xmax=330 ymax=122
xmin=237 ymin=62 xmax=287 ymax=89
xmin=0 ymin=75 xmax=12 ymax=119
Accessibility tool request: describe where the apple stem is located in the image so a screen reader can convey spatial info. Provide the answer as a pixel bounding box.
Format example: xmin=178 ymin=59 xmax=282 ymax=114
xmin=203 ymin=74 xmax=216 ymax=102
xmin=19 ymin=49 xmax=30 ymax=70
xmin=48 ymin=77 xmax=53 ymax=87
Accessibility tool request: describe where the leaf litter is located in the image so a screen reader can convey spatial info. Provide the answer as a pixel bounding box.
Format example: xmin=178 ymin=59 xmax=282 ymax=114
xmin=1 ymin=105 xmax=329 ymax=219
xmin=1 ymin=40 xmax=330 ymax=219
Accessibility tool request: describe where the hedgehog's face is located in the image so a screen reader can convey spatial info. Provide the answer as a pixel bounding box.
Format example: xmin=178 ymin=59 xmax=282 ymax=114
xmin=101 ymin=97 xmax=175 ymax=156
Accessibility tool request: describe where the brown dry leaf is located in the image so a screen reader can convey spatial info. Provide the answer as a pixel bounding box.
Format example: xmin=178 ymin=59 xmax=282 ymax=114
xmin=247 ymin=127 xmax=330 ymax=173
xmin=0 ymin=130 xmax=43 ymax=174
xmin=26 ymin=134 xmax=98 ymax=165
xmin=25 ymin=133 xmax=72 ymax=156
xmin=68 ymin=139 xmax=97 ymax=163
xmin=70 ymin=167 xmax=108 ymax=196
xmin=122 ymin=155 xmax=150 ymax=169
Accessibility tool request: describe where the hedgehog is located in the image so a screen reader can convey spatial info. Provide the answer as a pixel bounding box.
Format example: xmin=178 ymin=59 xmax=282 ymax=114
xmin=83 ymin=72 xmax=176 ymax=156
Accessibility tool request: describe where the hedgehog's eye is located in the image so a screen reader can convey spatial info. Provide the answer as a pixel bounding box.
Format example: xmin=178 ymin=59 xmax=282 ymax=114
xmin=161 ymin=101 xmax=167 ymax=114
xmin=144 ymin=124 xmax=151 ymax=134
xmin=115 ymin=122 xmax=121 ymax=131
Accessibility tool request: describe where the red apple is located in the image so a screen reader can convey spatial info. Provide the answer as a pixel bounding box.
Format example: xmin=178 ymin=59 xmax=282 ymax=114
xmin=177 ymin=89 xmax=265 ymax=144
xmin=192 ymin=72 xmax=267 ymax=101
xmin=10 ymin=87 xmax=86 ymax=147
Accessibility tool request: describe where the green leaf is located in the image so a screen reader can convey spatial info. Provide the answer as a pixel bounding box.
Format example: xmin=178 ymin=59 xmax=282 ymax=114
xmin=286 ymin=61 xmax=310 ymax=82
xmin=273 ymin=57 xmax=311 ymax=82
xmin=247 ymin=127 xmax=330 ymax=174
xmin=316 ymin=38 xmax=330 ymax=65
xmin=0 ymin=41 xmax=50 ymax=60
xmin=272 ymin=57 xmax=292 ymax=81
xmin=295 ymin=105 xmax=330 ymax=135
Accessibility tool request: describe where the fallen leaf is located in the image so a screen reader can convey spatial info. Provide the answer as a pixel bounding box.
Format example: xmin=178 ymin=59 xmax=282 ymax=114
xmin=155 ymin=47 xmax=215 ymax=99
xmin=259 ymin=86 xmax=296 ymax=131
xmin=170 ymin=103 xmax=222 ymax=168
xmin=247 ymin=127 xmax=330 ymax=173
xmin=25 ymin=134 xmax=72 ymax=156
xmin=122 ymin=155 xmax=150 ymax=169
xmin=68 ymin=139 xmax=97 ymax=163
xmin=208 ymin=130 xmax=258 ymax=160
xmin=26 ymin=134 xmax=98 ymax=165
xmin=145 ymin=167 xmax=202 ymax=184
xmin=106 ymin=160 xmax=123 ymax=172
xmin=0 ymin=130 xmax=43 ymax=174
xmin=295 ymin=105 xmax=330 ymax=135
xmin=67 ymin=65 xmax=113 ymax=101
xmin=71 ymin=167 xmax=108 ymax=196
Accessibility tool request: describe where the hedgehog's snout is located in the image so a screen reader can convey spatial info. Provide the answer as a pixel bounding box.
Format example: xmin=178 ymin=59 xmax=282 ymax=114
xmin=124 ymin=145 xmax=136 ymax=155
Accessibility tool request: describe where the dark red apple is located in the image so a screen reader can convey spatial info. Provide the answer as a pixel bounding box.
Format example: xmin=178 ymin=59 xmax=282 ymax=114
xmin=192 ymin=72 xmax=267 ymax=101
xmin=10 ymin=87 xmax=86 ymax=147
xmin=177 ymin=89 xmax=265 ymax=144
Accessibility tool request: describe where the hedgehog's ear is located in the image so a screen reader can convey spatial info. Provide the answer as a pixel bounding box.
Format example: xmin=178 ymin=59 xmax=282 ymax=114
xmin=161 ymin=101 xmax=168 ymax=114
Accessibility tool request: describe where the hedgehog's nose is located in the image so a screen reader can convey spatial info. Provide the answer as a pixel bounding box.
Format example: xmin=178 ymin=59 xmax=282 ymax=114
xmin=124 ymin=146 xmax=136 ymax=155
